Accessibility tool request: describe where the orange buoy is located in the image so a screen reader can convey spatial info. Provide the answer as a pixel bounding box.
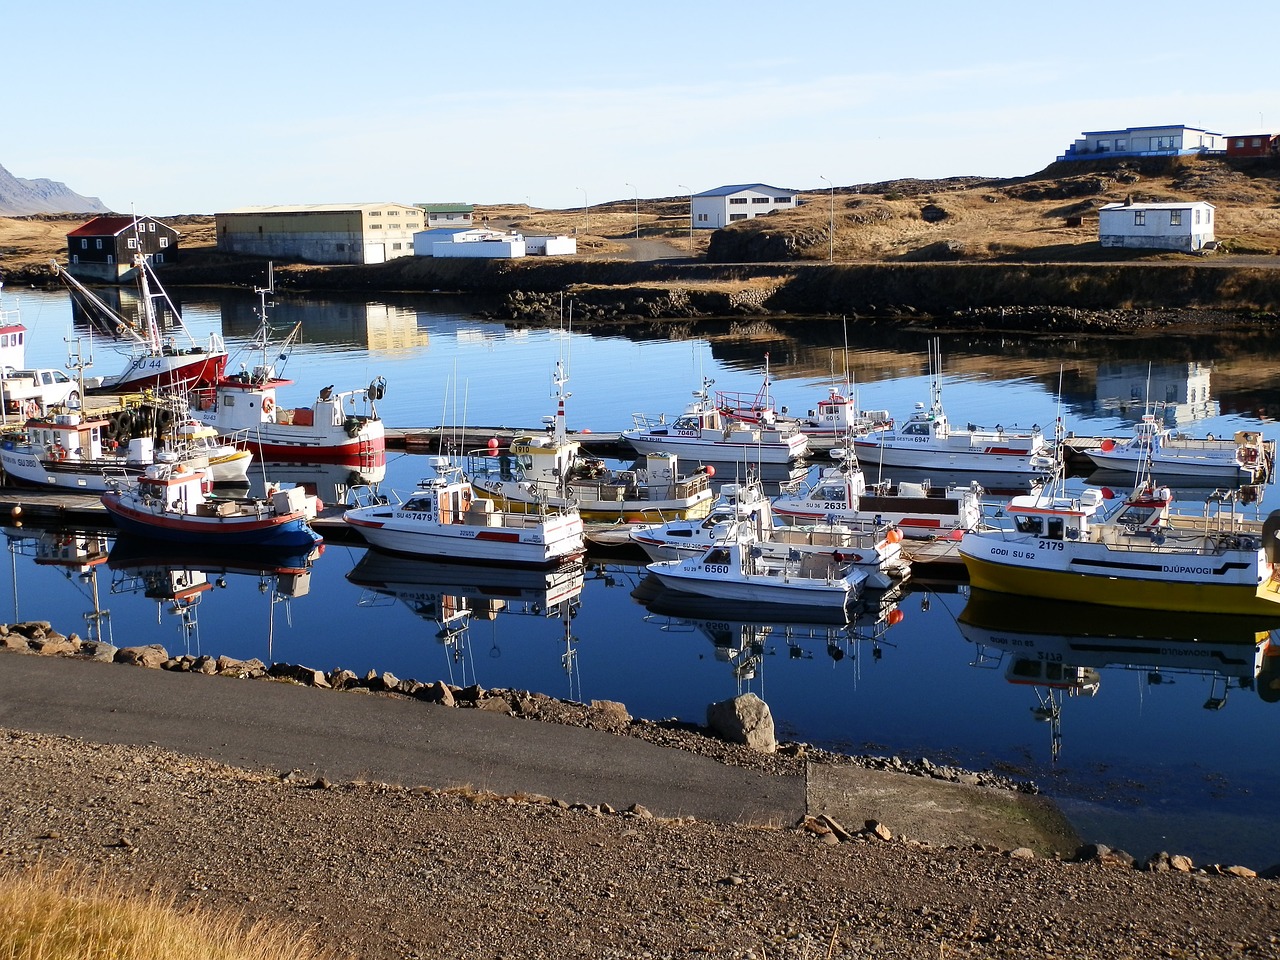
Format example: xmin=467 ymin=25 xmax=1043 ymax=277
xmin=704 ymin=464 xmax=716 ymax=477
xmin=1100 ymin=438 xmax=1115 ymax=452
xmin=487 ymin=437 xmax=499 ymax=451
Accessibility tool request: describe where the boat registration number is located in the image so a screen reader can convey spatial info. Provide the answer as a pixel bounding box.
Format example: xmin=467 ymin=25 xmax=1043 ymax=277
xmin=702 ymin=564 xmax=731 ymax=574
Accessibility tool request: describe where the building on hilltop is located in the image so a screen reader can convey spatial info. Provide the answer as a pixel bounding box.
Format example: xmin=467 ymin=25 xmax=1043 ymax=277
xmin=1059 ymin=125 xmax=1225 ymax=162
xmin=1225 ymin=133 xmax=1280 ymax=158
xmin=1098 ymin=199 xmax=1215 ymax=253
xmin=215 ymin=203 xmax=424 ymax=264
xmin=66 ymin=215 xmax=179 ymax=282
xmin=691 ymin=184 xmax=797 ymax=229
xmin=415 ymin=203 xmax=474 ymax=227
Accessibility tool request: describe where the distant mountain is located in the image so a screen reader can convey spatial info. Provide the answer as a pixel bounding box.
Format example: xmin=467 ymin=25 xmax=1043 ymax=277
xmin=0 ymin=163 xmax=110 ymax=216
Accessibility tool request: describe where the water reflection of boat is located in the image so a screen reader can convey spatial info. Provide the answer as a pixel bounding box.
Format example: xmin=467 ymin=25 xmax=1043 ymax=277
xmin=346 ymin=548 xmax=585 ymax=618
xmin=641 ymin=582 xmax=905 ymax=681
xmin=106 ymin=534 xmax=323 ymax=650
xmin=960 ymin=587 xmax=1275 ymax=710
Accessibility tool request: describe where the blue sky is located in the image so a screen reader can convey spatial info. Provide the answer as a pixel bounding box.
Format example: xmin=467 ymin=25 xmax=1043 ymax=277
xmin=5 ymin=1 xmax=1277 ymax=214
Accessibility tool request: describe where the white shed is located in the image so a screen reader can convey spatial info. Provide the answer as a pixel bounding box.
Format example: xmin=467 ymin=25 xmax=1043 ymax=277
xmin=691 ymin=184 xmax=797 ymax=229
xmin=1098 ymin=201 xmax=1215 ymax=252
xmin=523 ymin=235 xmax=577 ymax=256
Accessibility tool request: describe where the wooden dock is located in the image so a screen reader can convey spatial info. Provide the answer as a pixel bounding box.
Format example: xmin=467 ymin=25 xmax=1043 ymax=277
xmin=385 ymin=426 xmax=632 ymax=459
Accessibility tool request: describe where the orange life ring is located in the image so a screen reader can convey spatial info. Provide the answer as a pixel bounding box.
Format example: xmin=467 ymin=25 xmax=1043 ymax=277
xmin=262 ymin=398 xmax=275 ymax=415
xmin=52 ymin=445 xmax=67 ymax=461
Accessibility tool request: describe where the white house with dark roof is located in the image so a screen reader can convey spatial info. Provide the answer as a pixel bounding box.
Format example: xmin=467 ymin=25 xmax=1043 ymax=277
xmin=1098 ymin=200 xmax=1215 ymax=252
xmin=691 ymin=184 xmax=797 ymax=229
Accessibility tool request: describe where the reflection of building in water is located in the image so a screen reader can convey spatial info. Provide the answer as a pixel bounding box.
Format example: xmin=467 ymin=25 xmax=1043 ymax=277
xmin=1094 ymin=361 xmax=1217 ymax=425
xmin=363 ymin=302 xmax=430 ymax=353
xmin=214 ymin=293 xmax=427 ymax=352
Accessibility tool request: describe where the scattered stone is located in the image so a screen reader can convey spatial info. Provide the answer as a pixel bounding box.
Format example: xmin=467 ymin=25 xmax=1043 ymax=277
xmin=267 ymin=663 xmax=332 ymax=688
xmin=217 ymin=656 xmax=266 ymax=678
xmin=627 ymin=803 xmax=652 ymax=820
xmin=415 ymin=681 xmax=456 ymax=707
xmin=477 ymin=696 xmax=513 ymax=714
xmin=706 ymin=693 xmax=776 ymax=754
xmin=114 ymin=644 xmax=169 ymax=669
xmin=816 ymin=814 xmax=854 ymax=843
xmin=1072 ymin=843 xmax=1135 ymax=869
xmin=864 ymin=820 xmax=893 ymax=842
xmin=1008 ymin=848 xmax=1035 ymax=861
xmin=586 ymin=699 xmax=631 ymax=732
xmin=78 ymin=641 xmax=117 ymax=662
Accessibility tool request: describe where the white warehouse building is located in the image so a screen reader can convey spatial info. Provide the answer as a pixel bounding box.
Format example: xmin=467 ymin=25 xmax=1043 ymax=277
xmin=215 ymin=203 xmax=423 ymax=264
xmin=1098 ymin=200 xmax=1215 ymax=252
xmin=691 ymin=184 xmax=797 ymax=229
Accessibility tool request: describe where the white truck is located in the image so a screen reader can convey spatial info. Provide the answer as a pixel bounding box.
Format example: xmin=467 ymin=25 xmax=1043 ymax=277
xmin=0 ymin=367 xmax=82 ymax=421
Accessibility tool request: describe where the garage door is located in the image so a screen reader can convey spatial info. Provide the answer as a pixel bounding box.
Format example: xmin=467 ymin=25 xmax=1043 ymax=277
xmin=364 ymin=243 xmax=385 ymax=264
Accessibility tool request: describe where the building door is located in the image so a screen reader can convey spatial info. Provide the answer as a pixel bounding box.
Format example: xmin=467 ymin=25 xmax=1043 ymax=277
xmin=364 ymin=243 xmax=386 ymax=264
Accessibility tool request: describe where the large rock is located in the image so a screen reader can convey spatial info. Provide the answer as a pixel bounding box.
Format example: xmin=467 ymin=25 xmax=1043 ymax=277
xmin=114 ymin=644 xmax=169 ymax=669
xmin=706 ymin=693 xmax=776 ymax=754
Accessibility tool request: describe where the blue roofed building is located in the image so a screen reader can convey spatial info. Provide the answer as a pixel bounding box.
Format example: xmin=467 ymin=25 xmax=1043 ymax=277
xmin=1058 ymin=125 xmax=1225 ymax=162
xmin=691 ymin=184 xmax=798 ymax=229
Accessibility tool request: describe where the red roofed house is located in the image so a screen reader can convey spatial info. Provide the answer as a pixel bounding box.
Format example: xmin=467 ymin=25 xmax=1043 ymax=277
xmin=66 ymin=215 xmax=180 ymax=282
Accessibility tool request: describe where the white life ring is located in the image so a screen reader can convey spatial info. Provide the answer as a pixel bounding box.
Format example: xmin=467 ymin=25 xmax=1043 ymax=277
xmin=262 ymin=398 xmax=275 ymax=415
xmin=23 ymin=400 xmax=38 ymax=419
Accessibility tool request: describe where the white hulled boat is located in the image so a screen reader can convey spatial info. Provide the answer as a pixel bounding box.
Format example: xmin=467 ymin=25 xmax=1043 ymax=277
xmin=646 ymin=524 xmax=868 ymax=608
xmin=1086 ymin=414 xmax=1271 ymax=484
xmin=630 ymin=479 xmax=909 ymax=589
xmin=465 ymin=360 xmax=714 ymax=522
xmin=852 ymin=340 xmax=1049 ymax=475
xmin=623 ymin=375 xmax=810 ymax=465
xmin=771 ymin=442 xmax=984 ymax=541
xmin=343 ymin=458 xmax=585 ymax=567
xmin=713 ymin=357 xmax=892 ymax=451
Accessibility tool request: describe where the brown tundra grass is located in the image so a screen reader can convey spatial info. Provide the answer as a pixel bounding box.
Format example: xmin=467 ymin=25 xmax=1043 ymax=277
xmin=0 ymin=862 xmax=344 ymax=960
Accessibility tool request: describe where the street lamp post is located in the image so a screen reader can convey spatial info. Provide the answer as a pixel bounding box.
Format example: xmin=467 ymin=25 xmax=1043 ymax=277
xmin=819 ymin=175 xmax=834 ymax=262
xmin=625 ymin=182 xmax=639 ymax=239
xmin=576 ymin=186 xmax=589 ymax=236
xmin=678 ymin=184 xmax=692 ymax=256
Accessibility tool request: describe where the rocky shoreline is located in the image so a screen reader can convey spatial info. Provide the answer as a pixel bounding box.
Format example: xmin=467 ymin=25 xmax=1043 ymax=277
xmin=5 ymin=620 xmax=1280 ymax=959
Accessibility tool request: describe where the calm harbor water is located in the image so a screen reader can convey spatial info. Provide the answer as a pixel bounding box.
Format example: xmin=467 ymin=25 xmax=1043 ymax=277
xmin=7 ymin=284 xmax=1280 ymax=869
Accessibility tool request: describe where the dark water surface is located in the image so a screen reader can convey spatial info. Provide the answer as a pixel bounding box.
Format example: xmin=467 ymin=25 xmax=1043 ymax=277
xmin=7 ymin=286 xmax=1280 ymax=869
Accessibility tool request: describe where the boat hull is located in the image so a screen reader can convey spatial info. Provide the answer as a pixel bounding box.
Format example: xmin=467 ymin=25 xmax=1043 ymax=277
xmin=960 ymin=540 xmax=1280 ymax=616
xmin=101 ymin=353 xmax=228 ymax=392
xmin=101 ymin=493 xmax=322 ymax=548
xmin=344 ymin=514 xmax=584 ymax=567
xmin=852 ymin=439 xmax=1044 ymax=474
xmin=622 ymin=432 xmax=804 ymax=465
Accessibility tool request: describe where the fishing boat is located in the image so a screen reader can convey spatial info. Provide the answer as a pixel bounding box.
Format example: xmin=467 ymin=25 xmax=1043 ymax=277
xmin=958 ymin=470 xmax=1280 ymax=615
xmin=51 ymin=257 xmax=227 ymax=392
xmin=0 ymin=411 xmax=219 ymax=491
xmin=770 ymin=441 xmax=984 ymax=540
xmin=189 ymin=305 xmax=386 ymax=465
xmin=343 ymin=458 xmax=585 ymax=567
xmin=623 ymin=375 xmax=810 ymax=465
xmin=465 ymin=360 xmax=714 ymax=522
xmin=630 ymin=479 xmax=909 ymax=589
xmin=645 ymin=525 xmax=868 ymax=608
xmin=101 ymin=462 xmax=322 ymax=548
xmin=169 ymin=418 xmax=253 ymax=483
xmin=1085 ymin=414 xmax=1271 ymax=484
xmin=713 ymin=357 xmax=893 ymax=451
xmin=852 ymin=340 xmax=1050 ymax=475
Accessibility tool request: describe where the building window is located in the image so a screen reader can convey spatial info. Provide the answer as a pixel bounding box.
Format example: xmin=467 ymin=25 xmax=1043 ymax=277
xmin=387 ymin=210 xmax=399 ymax=217
xmin=127 ymin=237 xmax=137 ymax=249
xmin=1195 ymin=208 xmax=1201 ymax=224
xmin=80 ymin=239 xmax=87 ymax=249
xmin=370 ymin=223 xmax=383 ymax=229
xmin=1133 ymin=211 xmax=1145 ymax=226
xmin=751 ymin=197 xmax=769 ymax=204
xmin=149 ymin=222 xmax=155 ymax=232
xmin=774 ymin=196 xmax=792 ymax=203
xmin=697 ymin=213 xmax=708 ymax=222
xmin=730 ymin=214 xmax=747 ymax=221
xmin=336 ymin=243 xmax=346 ymax=252
xmin=1115 ymin=139 xmax=1126 ymax=151
xmin=729 ymin=197 xmax=748 ymax=205
xmin=1253 ymin=137 xmax=1262 ymax=147
xmin=159 ymin=237 xmax=168 ymax=248
xmin=369 ymin=210 xmax=382 ymax=216
xmin=95 ymin=239 xmax=102 ymax=249
xmin=1098 ymin=139 xmax=1111 ymax=152
xmin=1206 ymin=209 xmax=1212 ymax=223
xmin=392 ymin=242 xmax=402 ymax=250
xmin=1236 ymin=139 xmax=1246 ymax=148
xmin=1169 ymin=210 xmax=1182 ymax=226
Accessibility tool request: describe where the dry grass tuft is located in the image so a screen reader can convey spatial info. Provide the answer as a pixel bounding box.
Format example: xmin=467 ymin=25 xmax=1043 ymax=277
xmin=0 ymin=862 xmax=344 ymax=960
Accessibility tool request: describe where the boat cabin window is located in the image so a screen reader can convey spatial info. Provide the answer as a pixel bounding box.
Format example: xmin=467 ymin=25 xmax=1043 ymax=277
xmin=668 ymin=529 xmax=693 ymax=539
xmin=1045 ymin=517 xmax=1064 ymax=540
xmin=903 ymin=421 xmax=930 ymax=436
xmin=673 ymin=415 xmax=699 ymax=431
xmin=403 ymin=497 xmax=434 ymax=513
xmin=704 ymin=547 xmax=731 ymax=565
xmin=1014 ymin=515 xmax=1043 ymax=536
